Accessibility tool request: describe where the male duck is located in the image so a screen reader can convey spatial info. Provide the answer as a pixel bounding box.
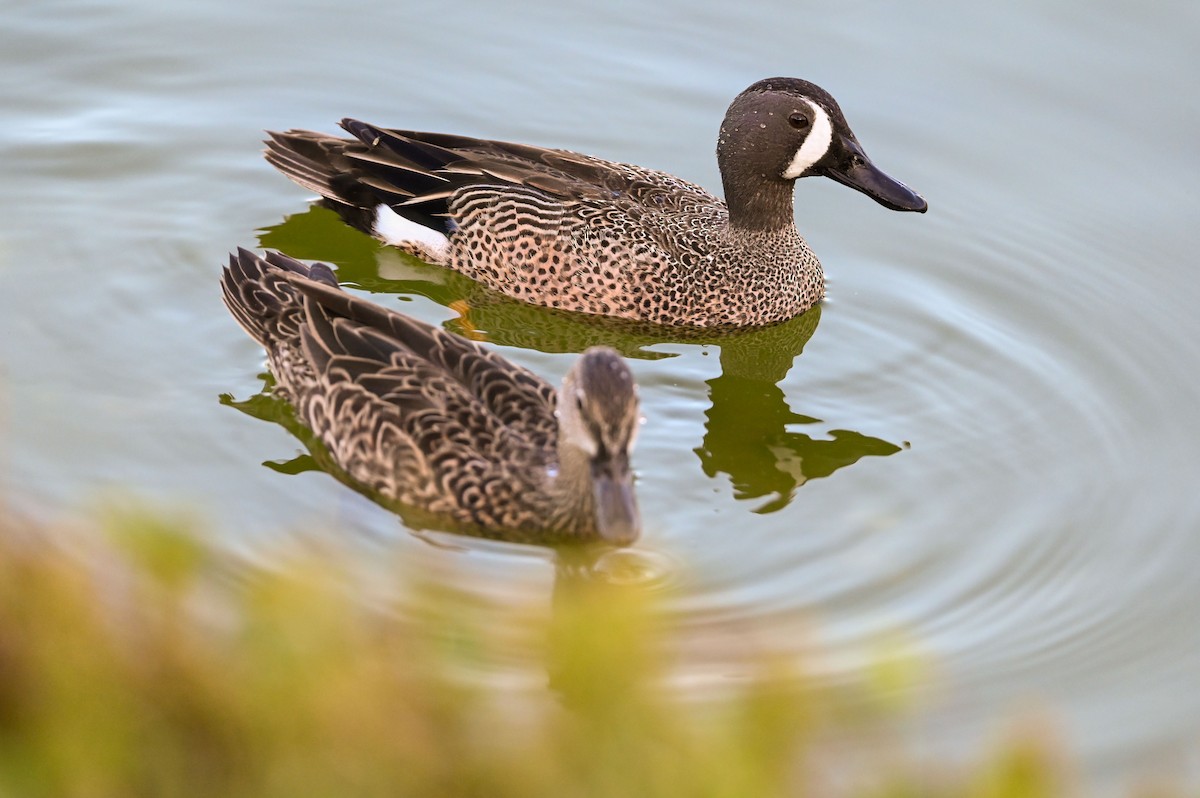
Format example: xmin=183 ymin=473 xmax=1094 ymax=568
xmin=222 ymin=248 xmax=642 ymax=545
xmin=265 ymin=77 xmax=926 ymax=328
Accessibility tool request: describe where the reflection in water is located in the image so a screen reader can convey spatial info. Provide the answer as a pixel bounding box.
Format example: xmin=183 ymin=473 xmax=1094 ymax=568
xmin=696 ymin=314 xmax=903 ymax=513
xmin=255 ymin=206 xmax=902 ymax=515
xmin=545 ymin=545 xmax=673 ymax=708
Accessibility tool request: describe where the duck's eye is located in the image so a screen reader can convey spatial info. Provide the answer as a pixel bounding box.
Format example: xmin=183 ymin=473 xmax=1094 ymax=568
xmin=788 ymin=112 xmax=810 ymax=130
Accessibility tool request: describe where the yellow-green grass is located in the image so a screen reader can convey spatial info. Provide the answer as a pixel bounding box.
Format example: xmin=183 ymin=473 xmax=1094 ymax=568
xmin=0 ymin=503 xmax=1151 ymax=797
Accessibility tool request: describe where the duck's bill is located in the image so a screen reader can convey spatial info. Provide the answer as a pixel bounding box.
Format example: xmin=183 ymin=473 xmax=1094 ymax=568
xmin=824 ymin=137 xmax=927 ymax=213
xmin=592 ymin=464 xmax=641 ymax=546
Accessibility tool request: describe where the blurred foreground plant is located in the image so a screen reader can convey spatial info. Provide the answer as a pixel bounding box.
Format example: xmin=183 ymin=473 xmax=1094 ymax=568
xmin=0 ymin=506 xmax=1092 ymax=797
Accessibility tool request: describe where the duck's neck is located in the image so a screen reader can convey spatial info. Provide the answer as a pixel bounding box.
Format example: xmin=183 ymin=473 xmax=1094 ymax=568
xmin=720 ymin=161 xmax=799 ymax=232
xmin=722 ymin=177 xmax=798 ymax=232
xmin=546 ymin=443 xmax=597 ymax=537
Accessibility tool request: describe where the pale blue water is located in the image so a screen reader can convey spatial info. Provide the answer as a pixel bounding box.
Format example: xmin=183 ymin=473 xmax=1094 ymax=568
xmin=3 ymin=0 xmax=1199 ymax=791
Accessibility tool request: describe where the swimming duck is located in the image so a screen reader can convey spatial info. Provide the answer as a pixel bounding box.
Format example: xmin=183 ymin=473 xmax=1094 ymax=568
xmin=264 ymin=77 xmax=926 ymax=328
xmin=221 ymin=248 xmax=642 ymax=545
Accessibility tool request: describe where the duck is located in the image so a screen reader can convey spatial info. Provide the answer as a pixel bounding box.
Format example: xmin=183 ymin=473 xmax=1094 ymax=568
xmin=221 ymin=248 xmax=642 ymax=545
xmin=264 ymin=77 xmax=926 ymax=328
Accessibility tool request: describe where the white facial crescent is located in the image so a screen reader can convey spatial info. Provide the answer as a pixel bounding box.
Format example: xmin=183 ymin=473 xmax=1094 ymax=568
xmin=781 ymin=99 xmax=834 ymax=180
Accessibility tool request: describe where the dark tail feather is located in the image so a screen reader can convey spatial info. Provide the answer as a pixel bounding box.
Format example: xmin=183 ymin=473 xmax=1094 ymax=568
xmin=266 ymin=125 xmax=462 ymax=239
xmin=264 ymin=131 xmax=345 ymax=199
xmin=221 ymin=248 xmax=338 ymax=345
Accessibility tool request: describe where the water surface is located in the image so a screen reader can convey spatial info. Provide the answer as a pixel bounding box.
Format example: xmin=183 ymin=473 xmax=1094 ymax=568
xmin=3 ymin=0 xmax=1199 ymax=791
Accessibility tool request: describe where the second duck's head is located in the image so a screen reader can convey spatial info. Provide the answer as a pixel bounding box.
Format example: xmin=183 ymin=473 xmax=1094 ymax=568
xmin=718 ymin=77 xmax=927 ymax=229
xmin=558 ymin=347 xmax=642 ymax=546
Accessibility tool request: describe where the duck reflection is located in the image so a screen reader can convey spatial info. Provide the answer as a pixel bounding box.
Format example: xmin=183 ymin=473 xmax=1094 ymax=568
xmin=694 ymin=316 xmax=902 ymax=513
xmin=544 ymin=544 xmax=673 ymax=707
xmin=252 ymin=206 xmax=901 ymax=516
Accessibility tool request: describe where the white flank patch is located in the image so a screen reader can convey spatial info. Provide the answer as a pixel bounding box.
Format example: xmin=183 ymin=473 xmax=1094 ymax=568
xmin=781 ymin=100 xmax=834 ymax=179
xmin=372 ymin=204 xmax=450 ymax=262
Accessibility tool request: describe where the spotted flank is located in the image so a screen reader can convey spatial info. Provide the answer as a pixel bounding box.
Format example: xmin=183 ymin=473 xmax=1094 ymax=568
xmin=264 ymin=77 xmax=927 ymax=328
xmin=221 ymin=248 xmax=641 ymax=545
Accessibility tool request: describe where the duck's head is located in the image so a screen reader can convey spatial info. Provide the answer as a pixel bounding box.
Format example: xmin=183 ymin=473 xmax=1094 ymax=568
xmin=718 ymin=77 xmax=927 ymax=226
xmin=559 ymin=347 xmax=642 ymax=546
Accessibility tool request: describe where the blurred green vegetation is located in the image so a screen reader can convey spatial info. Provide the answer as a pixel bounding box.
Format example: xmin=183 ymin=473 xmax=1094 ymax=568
xmin=0 ymin=505 xmax=1168 ymax=797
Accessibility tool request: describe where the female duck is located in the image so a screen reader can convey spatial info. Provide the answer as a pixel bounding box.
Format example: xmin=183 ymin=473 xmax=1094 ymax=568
xmin=222 ymin=249 xmax=641 ymax=545
xmin=265 ymin=77 xmax=926 ymax=328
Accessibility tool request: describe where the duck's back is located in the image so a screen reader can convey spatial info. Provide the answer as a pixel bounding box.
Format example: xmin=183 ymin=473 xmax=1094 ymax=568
xmin=221 ymin=249 xmax=562 ymax=530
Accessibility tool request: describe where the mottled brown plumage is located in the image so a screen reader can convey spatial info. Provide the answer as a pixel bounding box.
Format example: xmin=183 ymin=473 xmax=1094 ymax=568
xmin=221 ymin=249 xmax=641 ymax=545
xmin=264 ymin=77 xmax=926 ymax=328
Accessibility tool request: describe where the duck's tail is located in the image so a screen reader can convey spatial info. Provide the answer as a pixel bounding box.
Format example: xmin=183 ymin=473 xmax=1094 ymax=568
xmin=220 ymin=248 xmax=338 ymax=347
xmin=264 ymin=123 xmax=462 ymax=263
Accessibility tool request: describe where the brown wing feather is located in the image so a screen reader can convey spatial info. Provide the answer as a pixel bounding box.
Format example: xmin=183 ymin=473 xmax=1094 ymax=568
xmin=266 ymin=120 xmax=722 ymax=222
xmin=280 ymin=268 xmax=559 ymax=450
xmin=222 ymin=249 xmax=564 ymax=528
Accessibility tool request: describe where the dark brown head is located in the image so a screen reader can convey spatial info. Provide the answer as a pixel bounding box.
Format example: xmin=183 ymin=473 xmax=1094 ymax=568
xmin=718 ymin=77 xmax=927 ymax=229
